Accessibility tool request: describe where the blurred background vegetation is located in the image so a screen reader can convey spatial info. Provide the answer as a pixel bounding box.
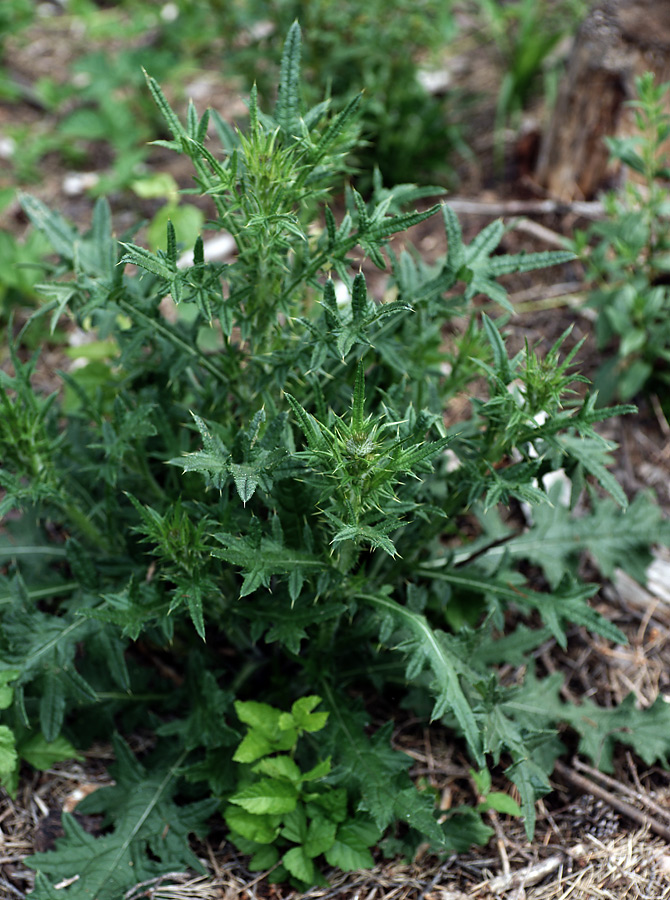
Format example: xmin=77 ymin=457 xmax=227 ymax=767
xmin=0 ymin=0 xmax=589 ymax=325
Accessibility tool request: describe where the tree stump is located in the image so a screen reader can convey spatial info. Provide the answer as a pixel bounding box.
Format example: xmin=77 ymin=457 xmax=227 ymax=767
xmin=535 ymin=0 xmax=670 ymax=200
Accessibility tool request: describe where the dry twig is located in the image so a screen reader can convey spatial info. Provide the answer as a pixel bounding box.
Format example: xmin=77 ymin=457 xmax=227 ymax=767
xmin=572 ymin=759 xmax=670 ymax=827
xmin=442 ymin=198 xmax=604 ymax=219
xmin=480 ymin=854 xmax=564 ymax=895
xmin=553 ymin=760 xmax=670 ymax=843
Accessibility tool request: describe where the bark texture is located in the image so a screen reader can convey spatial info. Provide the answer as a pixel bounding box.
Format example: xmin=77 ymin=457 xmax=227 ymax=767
xmin=536 ymin=0 xmax=670 ymax=200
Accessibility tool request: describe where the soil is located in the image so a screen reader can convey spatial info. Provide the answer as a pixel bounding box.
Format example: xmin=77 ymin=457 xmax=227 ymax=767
xmin=2 ymin=5 xmax=670 ymax=899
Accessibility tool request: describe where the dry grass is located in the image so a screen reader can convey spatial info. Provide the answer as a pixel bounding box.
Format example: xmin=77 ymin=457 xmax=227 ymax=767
xmin=100 ymin=827 xmax=670 ymax=900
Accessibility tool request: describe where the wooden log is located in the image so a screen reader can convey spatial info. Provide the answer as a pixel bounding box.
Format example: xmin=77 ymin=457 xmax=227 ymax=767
xmin=536 ymin=0 xmax=670 ymax=200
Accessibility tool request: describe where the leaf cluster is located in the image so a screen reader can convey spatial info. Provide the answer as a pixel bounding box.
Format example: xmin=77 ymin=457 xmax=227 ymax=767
xmin=223 ymin=697 xmax=379 ymax=887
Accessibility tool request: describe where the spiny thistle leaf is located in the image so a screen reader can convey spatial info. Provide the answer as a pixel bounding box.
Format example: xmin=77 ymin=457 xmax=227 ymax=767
xmin=351 ymin=273 xmax=368 ymax=323
xmin=481 ymin=314 xmax=512 ymax=383
xmin=463 ymin=219 xmax=505 ymax=264
xmin=144 ymin=69 xmax=188 ymax=143
xmin=549 ymin=433 xmax=628 ymax=508
xmin=443 ymin=203 xmax=465 ymax=272
xmin=351 ymin=359 xmax=366 ymax=433
xmin=488 ymin=249 xmax=575 ymax=276
xmin=276 ymin=21 xmax=302 ymax=135
xmin=19 ymin=193 xmax=78 ymax=261
xmin=285 ymin=393 xmax=326 ymax=450
xmin=118 ymin=242 xmax=175 ymax=280
xmin=485 ymin=486 xmax=669 ymax=588
xmin=362 ymin=593 xmax=483 ymax=764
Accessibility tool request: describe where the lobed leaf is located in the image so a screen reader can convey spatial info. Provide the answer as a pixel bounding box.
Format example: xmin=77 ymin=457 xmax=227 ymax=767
xmin=362 ymin=593 xmax=483 ymax=764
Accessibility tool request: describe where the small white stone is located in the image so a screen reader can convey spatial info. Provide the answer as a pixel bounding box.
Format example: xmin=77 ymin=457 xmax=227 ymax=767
xmin=0 ymin=137 xmax=16 ymax=159
xmin=36 ymin=3 xmax=56 ymax=18
xmin=160 ymin=2 xmax=179 ymax=22
xmin=417 ymin=68 xmax=452 ymax=95
xmin=177 ymin=232 xmax=235 ymax=269
xmin=645 ymin=558 xmax=670 ymax=604
xmin=334 ymin=279 xmax=350 ymax=308
xmin=71 ymin=71 xmax=92 ymax=88
xmin=69 ymin=327 xmax=96 ymax=348
xmin=443 ymin=449 xmax=461 ymax=473
xmin=248 ymin=19 xmax=275 ymax=40
xmin=63 ymin=172 xmax=100 ymax=196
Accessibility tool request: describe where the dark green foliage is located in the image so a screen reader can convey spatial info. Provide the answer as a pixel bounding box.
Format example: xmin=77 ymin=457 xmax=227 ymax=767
xmin=27 ymin=736 xmax=216 ymax=900
xmin=1 ymin=26 xmax=666 ymax=896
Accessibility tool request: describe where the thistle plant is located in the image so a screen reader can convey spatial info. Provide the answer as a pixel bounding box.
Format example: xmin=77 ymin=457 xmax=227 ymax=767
xmin=2 ymin=25 xmax=670 ymax=899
